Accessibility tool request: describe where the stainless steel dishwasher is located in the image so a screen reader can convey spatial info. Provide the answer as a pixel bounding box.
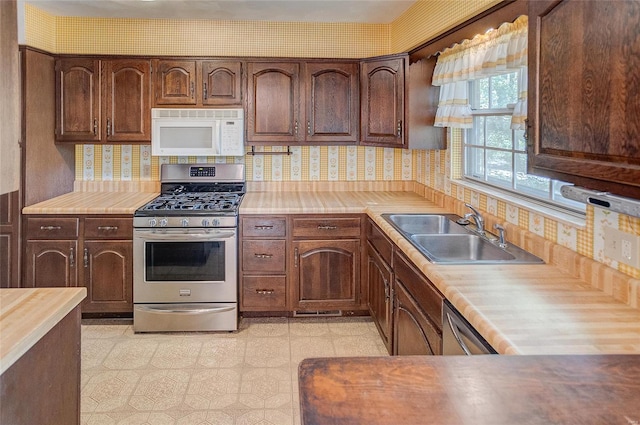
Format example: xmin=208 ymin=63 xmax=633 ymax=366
xmin=442 ymin=300 xmax=497 ymax=355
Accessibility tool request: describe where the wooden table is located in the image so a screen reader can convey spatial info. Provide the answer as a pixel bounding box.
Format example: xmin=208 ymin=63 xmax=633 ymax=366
xmin=299 ymin=355 xmax=640 ymax=425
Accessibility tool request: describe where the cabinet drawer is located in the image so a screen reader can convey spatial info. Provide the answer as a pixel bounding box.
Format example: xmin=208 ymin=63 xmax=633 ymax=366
xmin=292 ymin=217 xmax=361 ymax=239
xmin=25 ymin=217 xmax=79 ymax=239
xmin=242 ymin=240 xmax=286 ymax=272
xmin=367 ymin=218 xmax=393 ymax=265
xmin=84 ymin=218 xmax=133 ymax=239
xmin=242 ymin=217 xmax=286 ymax=237
xmin=242 ymin=276 xmax=287 ymax=309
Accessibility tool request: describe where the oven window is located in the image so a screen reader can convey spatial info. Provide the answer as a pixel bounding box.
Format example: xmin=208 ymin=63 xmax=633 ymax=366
xmin=145 ymin=241 xmax=225 ymax=281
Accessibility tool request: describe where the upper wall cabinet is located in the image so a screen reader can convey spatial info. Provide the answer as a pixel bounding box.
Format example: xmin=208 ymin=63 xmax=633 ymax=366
xmin=246 ymin=60 xmax=359 ymax=145
xmin=247 ymin=61 xmax=301 ymax=144
xmin=360 ymin=54 xmax=406 ymax=148
xmin=56 ymin=58 xmax=151 ymax=143
xmin=528 ymin=0 xmax=640 ymax=198
xmin=152 ymin=59 xmax=243 ymax=106
xmin=303 ymin=62 xmax=359 ymax=144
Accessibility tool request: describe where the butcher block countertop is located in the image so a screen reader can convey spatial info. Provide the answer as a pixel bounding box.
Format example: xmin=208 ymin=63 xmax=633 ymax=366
xmin=22 ymin=190 xmax=158 ymax=214
xmin=242 ymin=190 xmax=640 ymax=355
xmin=298 ymin=355 xmax=640 ymax=425
xmin=0 ymin=288 xmax=86 ymax=374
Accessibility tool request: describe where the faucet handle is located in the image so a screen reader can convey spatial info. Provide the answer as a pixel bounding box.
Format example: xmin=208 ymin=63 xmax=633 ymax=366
xmin=493 ymin=224 xmax=507 ymax=248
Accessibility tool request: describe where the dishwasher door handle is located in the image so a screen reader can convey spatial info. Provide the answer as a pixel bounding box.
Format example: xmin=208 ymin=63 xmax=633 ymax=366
xmin=445 ymin=311 xmax=473 ymax=355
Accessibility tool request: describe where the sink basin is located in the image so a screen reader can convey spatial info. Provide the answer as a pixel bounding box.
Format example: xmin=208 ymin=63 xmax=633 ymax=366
xmin=382 ymin=213 xmax=469 ymax=235
xmin=381 ymin=213 xmax=544 ymax=265
xmin=410 ymin=234 xmax=515 ymax=263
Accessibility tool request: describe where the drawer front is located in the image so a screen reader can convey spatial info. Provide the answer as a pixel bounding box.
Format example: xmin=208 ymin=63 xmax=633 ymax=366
xmin=292 ymin=217 xmax=361 ymax=239
xmin=242 ymin=216 xmax=287 ymax=238
xmin=84 ymin=217 xmax=133 ymax=239
xmin=25 ymin=217 xmax=79 ymax=239
xmin=242 ymin=240 xmax=286 ymax=272
xmin=242 ymin=276 xmax=287 ymax=309
xmin=367 ymin=218 xmax=393 ymax=265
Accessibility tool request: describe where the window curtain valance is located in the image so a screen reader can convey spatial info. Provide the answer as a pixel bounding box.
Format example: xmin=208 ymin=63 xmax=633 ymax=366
xmin=432 ymin=15 xmax=528 ymax=129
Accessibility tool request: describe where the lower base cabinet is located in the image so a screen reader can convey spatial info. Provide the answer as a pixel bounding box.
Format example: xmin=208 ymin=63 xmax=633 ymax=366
xmin=392 ymin=250 xmax=443 ymax=355
xmin=23 ymin=215 xmax=133 ymax=314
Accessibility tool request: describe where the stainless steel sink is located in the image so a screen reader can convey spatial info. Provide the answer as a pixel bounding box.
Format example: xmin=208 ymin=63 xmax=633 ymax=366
xmin=381 ymin=213 xmax=544 ymax=265
xmin=383 ymin=213 xmax=469 ymax=235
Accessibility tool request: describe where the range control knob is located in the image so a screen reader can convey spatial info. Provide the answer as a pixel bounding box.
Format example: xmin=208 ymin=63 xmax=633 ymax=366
xmin=148 ymin=218 xmax=157 ymax=227
xmin=181 ymin=218 xmax=190 ymax=227
xmin=159 ymin=218 xmax=168 ymax=227
xmin=201 ymin=219 xmax=210 ymax=227
xmin=212 ymin=218 xmax=220 ymax=227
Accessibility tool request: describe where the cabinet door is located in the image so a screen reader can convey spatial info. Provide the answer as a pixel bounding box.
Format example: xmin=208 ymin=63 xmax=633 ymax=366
xmin=528 ymin=0 xmax=640 ymax=198
xmin=153 ymin=60 xmax=197 ymax=105
xmin=103 ymin=59 xmax=151 ymax=142
xmin=393 ymin=281 xmax=441 ymax=356
xmin=201 ymin=61 xmax=243 ymax=105
xmin=304 ymin=62 xmax=359 ymax=143
xmin=24 ymin=240 xmax=77 ymax=288
xmin=55 ymin=58 xmax=101 ymax=142
xmin=366 ymin=242 xmax=393 ymax=354
xmin=82 ymin=240 xmax=133 ymax=313
xmin=292 ymin=239 xmax=359 ymax=310
xmin=360 ymin=56 xmax=406 ymax=147
xmin=247 ymin=62 xmax=301 ymax=144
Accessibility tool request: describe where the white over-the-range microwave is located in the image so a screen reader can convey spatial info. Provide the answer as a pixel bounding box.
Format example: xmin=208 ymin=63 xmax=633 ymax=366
xmin=151 ymin=108 xmax=245 ymax=156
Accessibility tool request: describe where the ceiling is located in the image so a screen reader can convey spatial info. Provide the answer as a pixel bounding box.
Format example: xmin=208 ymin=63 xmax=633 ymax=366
xmin=24 ymin=0 xmax=417 ymax=24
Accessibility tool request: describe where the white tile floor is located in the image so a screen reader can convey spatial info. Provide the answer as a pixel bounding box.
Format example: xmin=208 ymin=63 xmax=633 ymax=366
xmin=81 ymin=316 xmax=388 ymax=425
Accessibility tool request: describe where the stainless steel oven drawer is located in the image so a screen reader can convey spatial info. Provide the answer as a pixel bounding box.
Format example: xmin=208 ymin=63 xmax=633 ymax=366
xmin=133 ymin=303 xmax=238 ymax=332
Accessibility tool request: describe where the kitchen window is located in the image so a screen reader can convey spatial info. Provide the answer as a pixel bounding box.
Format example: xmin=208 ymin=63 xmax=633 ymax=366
xmin=463 ymin=71 xmax=584 ymax=212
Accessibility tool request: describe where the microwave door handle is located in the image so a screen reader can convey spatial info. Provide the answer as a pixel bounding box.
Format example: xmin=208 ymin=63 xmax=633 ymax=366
xmin=215 ymin=119 xmax=222 ymax=156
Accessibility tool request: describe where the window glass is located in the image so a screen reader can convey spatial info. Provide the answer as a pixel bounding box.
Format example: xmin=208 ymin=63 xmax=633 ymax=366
xmin=464 ymin=70 xmax=585 ymax=213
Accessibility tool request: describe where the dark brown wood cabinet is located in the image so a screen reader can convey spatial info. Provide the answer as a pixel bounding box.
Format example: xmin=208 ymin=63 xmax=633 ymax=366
xmin=56 ymin=58 xmax=151 ymax=143
xmin=23 ymin=215 xmax=133 ymax=314
xmin=528 ymin=0 xmax=640 ymax=198
xmin=240 ymin=216 xmax=288 ymax=311
xmin=247 ymin=61 xmax=301 ymax=144
xmin=291 ymin=215 xmax=363 ymax=312
xmin=153 ymin=59 xmax=243 ymax=106
xmin=360 ymin=55 xmax=407 ymax=148
xmin=247 ymin=60 xmax=360 ymax=145
xmin=392 ymin=249 xmax=443 ymax=356
xmin=366 ymin=219 xmax=394 ymax=354
xmin=0 ymin=191 xmax=20 ymax=288
xmin=303 ymin=62 xmax=359 ymax=143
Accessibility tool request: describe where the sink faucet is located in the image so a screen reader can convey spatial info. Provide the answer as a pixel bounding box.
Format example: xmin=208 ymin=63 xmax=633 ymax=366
xmin=464 ymin=203 xmax=485 ymax=235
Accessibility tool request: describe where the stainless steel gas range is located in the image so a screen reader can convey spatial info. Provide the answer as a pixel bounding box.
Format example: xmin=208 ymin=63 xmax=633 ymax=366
xmin=133 ymin=163 xmax=245 ymax=332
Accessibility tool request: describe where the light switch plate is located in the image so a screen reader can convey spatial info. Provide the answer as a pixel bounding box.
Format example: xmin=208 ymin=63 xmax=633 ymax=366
xmin=603 ymin=226 xmax=640 ymax=269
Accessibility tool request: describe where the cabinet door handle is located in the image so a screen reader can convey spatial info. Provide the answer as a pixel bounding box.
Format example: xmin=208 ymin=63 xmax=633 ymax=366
xmin=106 ymin=118 xmax=111 ymax=137
xmin=254 ymin=225 xmax=273 ymax=230
xmin=383 ymin=278 xmax=390 ymax=301
xmin=97 ymin=226 xmax=119 ymax=231
xmin=254 ymin=253 xmax=273 ymax=258
xmin=190 ymin=81 xmax=195 ymax=99
xmin=294 ymin=247 xmax=299 ymax=267
xmin=83 ymin=248 xmax=89 ymax=268
xmin=317 ymin=225 xmax=338 ymax=230
xmin=524 ymin=118 xmax=530 ymax=145
xmin=203 ymin=82 xmax=207 ymax=99
xmin=69 ymin=247 xmax=75 ymax=267
xmin=397 ymin=120 xmax=403 ymax=137
xmin=40 ymin=225 xmax=62 ymax=231
xmin=255 ymin=289 xmax=275 ymax=295
xmin=307 ymin=121 xmax=311 ymax=135
xmin=93 ymin=118 xmax=98 ymax=136
xmin=294 ymin=120 xmax=299 ymax=135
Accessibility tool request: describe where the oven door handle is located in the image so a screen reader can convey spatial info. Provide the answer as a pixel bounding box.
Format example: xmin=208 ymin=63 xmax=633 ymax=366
xmin=135 ymin=230 xmax=236 ymax=240
xmin=137 ymin=305 xmax=236 ymax=315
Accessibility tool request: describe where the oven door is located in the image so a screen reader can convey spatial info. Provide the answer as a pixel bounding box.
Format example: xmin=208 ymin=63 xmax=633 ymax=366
xmin=133 ymin=228 xmax=237 ymax=303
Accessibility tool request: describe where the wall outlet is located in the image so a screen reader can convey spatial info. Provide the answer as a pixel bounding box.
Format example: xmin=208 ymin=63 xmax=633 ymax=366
xmin=603 ymin=226 xmax=640 ymax=269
